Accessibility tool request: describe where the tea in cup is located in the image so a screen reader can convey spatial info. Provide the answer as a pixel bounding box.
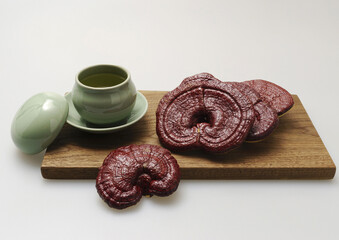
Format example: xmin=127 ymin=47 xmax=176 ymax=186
xmin=72 ymin=65 xmax=137 ymax=125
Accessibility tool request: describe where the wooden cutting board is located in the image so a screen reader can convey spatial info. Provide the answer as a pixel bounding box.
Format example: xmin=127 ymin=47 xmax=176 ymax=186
xmin=41 ymin=91 xmax=336 ymax=179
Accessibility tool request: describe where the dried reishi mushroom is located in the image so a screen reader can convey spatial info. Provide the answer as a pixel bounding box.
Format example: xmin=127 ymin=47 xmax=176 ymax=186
xmin=96 ymin=144 xmax=180 ymax=210
xmin=243 ymin=79 xmax=294 ymax=116
xmin=229 ymin=82 xmax=279 ymax=142
xmin=156 ymin=73 xmax=255 ymax=153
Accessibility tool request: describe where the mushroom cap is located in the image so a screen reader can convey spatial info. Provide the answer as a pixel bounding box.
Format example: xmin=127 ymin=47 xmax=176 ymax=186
xmin=96 ymin=144 xmax=180 ymax=209
xmin=156 ymin=73 xmax=255 ymax=153
xmin=243 ymin=79 xmax=294 ymax=116
xmin=228 ymin=82 xmax=279 ymax=142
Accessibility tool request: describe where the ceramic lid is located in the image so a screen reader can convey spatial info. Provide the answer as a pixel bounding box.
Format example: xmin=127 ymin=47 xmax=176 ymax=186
xmin=11 ymin=92 xmax=68 ymax=154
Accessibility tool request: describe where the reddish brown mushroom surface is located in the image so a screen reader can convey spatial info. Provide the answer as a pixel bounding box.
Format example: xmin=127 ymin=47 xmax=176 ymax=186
xmin=96 ymin=144 xmax=180 ymax=210
xmin=243 ymin=79 xmax=294 ymax=116
xmin=229 ymin=82 xmax=279 ymax=142
xmin=156 ymin=74 xmax=255 ymax=153
xmin=156 ymin=74 xmax=294 ymax=152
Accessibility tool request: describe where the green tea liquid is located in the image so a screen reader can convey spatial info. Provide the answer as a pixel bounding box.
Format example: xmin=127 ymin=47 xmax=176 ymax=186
xmin=80 ymin=73 xmax=126 ymax=88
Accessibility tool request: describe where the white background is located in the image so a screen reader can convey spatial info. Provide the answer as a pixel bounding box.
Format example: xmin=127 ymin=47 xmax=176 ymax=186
xmin=1 ymin=0 xmax=338 ymax=239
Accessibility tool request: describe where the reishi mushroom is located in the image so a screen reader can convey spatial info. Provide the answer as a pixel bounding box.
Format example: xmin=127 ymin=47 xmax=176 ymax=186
xmin=96 ymin=144 xmax=180 ymax=209
xmin=228 ymin=82 xmax=279 ymax=142
xmin=156 ymin=73 xmax=293 ymax=152
xmin=243 ymin=79 xmax=294 ymax=116
xmin=156 ymin=74 xmax=255 ymax=153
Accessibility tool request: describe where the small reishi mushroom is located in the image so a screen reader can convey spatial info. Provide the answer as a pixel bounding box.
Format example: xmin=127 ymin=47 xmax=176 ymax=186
xmin=228 ymin=82 xmax=279 ymax=142
xmin=156 ymin=73 xmax=255 ymax=153
xmin=243 ymin=79 xmax=294 ymax=116
xmin=96 ymin=144 xmax=180 ymax=210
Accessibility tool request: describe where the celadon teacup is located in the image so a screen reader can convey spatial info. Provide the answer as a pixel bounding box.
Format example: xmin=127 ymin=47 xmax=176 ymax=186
xmin=72 ymin=65 xmax=137 ymax=125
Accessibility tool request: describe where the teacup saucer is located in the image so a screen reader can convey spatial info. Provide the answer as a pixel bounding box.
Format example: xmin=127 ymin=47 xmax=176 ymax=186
xmin=64 ymin=91 xmax=148 ymax=133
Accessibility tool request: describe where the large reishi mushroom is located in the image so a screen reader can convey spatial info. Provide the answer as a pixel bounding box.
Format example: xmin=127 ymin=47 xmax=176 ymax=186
xmin=243 ymin=79 xmax=294 ymax=116
xmin=156 ymin=74 xmax=255 ymax=153
xmin=228 ymin=82 xmax=279 ymax=142
xmin=96 ymin=144 xmax=180 ymax=210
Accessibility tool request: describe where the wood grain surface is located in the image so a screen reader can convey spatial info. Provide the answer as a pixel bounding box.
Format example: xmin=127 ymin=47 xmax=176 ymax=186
xmin=41 ymin=91 xmax=336 ymax=179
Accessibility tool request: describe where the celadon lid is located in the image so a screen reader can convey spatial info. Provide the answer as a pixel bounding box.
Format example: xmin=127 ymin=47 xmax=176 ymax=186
xmin=11 ymin=92 xmax=68 ymax=154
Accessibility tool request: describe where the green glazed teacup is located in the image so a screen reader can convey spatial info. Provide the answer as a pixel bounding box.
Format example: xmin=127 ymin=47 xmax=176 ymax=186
xmin=72 ymin=65 xmax=137 ymax=125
